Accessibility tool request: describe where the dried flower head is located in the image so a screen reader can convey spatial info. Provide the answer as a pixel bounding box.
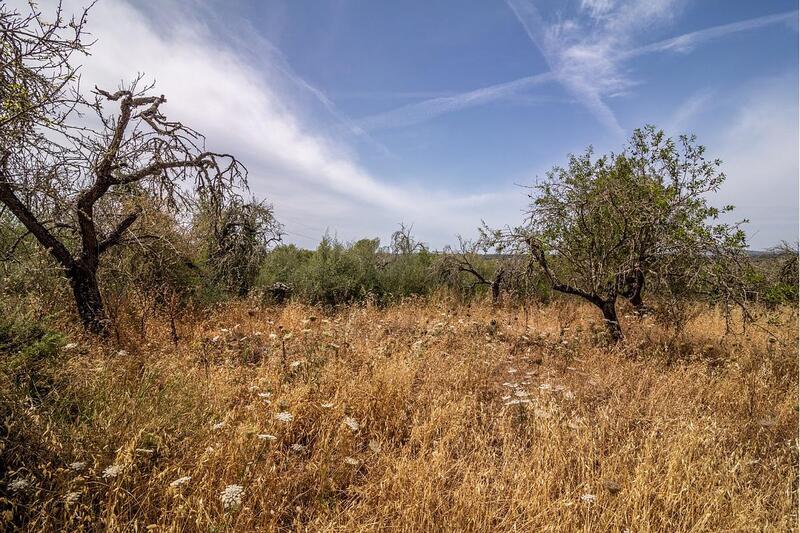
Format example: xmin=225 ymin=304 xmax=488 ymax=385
xmin=220 ymin=484 xmax=244 ymax=510
xmin=170 ymin=476 xmax=192 ymax=488
xmin=102 ymin=464 xmax=123 ymax=479
xmin=8 ymin=478 xmax=32 ymax=493
xmin=69 ymin=461 xmax=86 ymax=471
xmin=343 ymin=416 xmax=360 ymax=432
xmin=275 ymin=411 xmax=294 ymax=422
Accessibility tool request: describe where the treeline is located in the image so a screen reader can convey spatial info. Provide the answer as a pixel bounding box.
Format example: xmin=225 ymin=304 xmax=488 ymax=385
xmin=0 ymin=3 xmax=796 ymax=341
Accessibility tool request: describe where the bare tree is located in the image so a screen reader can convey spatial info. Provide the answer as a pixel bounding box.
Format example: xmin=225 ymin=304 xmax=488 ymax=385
xmin=0 ymin=3 xmax=246 ymax=333
xmin=389 ymin=222 xmax=427 ymax=255
xmin=439 ymin=237 xmax=505 ymax=304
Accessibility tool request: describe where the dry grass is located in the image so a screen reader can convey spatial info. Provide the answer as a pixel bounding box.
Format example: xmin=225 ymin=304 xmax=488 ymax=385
xmin=2 ymin=299 xmax=797 ymax=532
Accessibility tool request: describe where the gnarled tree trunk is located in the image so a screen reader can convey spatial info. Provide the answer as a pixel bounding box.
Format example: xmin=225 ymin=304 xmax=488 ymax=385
xmin=490 ymin=268 xmax=505 ymax=305
xmin=599 ymin=298 xmax=623 ymax=341
xmin=68 ymin=264 xmax=107 ymax=335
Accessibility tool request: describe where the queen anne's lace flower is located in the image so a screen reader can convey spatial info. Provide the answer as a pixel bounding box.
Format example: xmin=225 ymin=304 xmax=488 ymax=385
xmin=8 ymin=478 xmax=32 ymax=492
xmin=69 ymin=461 xmax=86 ymax=471
xmin=102 ymin=464 xmax=123 ymax=479
xmin=275 ymin=411 xmax=293 ymax=422
xmin=343 ymin=416 xmax=360 ymax=432
xmin=344 ymin=456 xmax=360 ymax=466
xmin=169 ymin=476 xmax=191 ymax=488
xmin=580 ymin=493 xmax=597 ymax=504
xmin=65 ymin=491 xmax=81 ymax=505
xmin=220 ymin=484 xmax=244 ymax=510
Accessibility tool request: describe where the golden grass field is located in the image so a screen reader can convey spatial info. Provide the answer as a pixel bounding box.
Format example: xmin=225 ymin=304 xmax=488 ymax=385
xmin=3 ymin=299 xmax=798 ymax=532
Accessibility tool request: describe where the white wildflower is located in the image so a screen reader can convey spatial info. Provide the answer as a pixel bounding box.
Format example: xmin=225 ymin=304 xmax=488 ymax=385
xmin=102 ymin=464 xmax=123 ymax=479
xmin=564 ymin=391 xmax=575 ymax=400
xmin=343 ymin=416 xmax=360 ymax=432
xmin=275 ymin=411 xmax=294 ymax=422
xmin=320 ymin=402 xmax=334 ymax=409
xmin=63 ymin=343 xmax=78 ymax=350
xmin=514 ymin=389 xmax=529 ymax=397
xmin=507 ymin=368 xmax=518 ymax=374
xmin=8 ymin=478 xmax=32 ymax=492
xmin=290 ymin=443 xmax=305 ymax=452
xmin=65 ymin=491 xmax=81 ymax=505
xmin=368 ymin=439 xmax=382 ymax=453
xmin=344 ymin=456 xmax=360 ymax=466
xmin=69 ymin=461 xmax=86 ymax=471
xmin=539 ymin=383 xmax=552 ymax=391
xmin=257 ymin=392 xmax=272 ymax=399
xmin=220 ymin=484 xmax=244 ymax=510
xmin=505 ymin=399 xmax=532 ymax=406
xmin=289 ymin=360 xmax=302 ymax=369
xmin=580 ymin=493 xmax=596 ymax=503
xmin=257 ymin=434 xmax=277 ymax=441
xmin=169 ymin=476 xmax=192 ymax=488
xmin=116 ymin=350 xmax=128 ymax=357
xmin=269 ymin=333 xmax=278 ymax=340
xmin=212 ymin=421 xmax=226 ymax=431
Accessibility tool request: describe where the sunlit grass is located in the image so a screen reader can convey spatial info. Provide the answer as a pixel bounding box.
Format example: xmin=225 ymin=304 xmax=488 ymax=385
xmin=2 ymin=299 xmax=797 ymax=531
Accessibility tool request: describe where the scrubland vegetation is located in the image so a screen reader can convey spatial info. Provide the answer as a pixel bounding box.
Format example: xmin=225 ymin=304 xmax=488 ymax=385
xmin=1 ymin=299 xmax=797 ymax=531
xmin=1 ymin=3 xmax=798 ymax=532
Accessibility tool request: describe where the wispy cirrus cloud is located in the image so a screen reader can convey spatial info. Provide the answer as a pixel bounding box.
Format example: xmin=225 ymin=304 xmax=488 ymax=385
xmin=361 ymin=4 xmax=796 ymax=134
xmin=503 ymin=0 xmax=680 ymax=136
xmin=624 ymin=10 xmax=797 ymax=58
xmin=358 ymin=71 xmax=554 ymax=131
xmin=13 ymin=0 xmax=523 ymax=247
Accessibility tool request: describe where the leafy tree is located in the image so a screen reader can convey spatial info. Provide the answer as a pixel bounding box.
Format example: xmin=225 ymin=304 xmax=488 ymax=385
xmin=487 ymin=126 xmax=748 ymax=340
xmin=0 ymin=4 xmax=248 ymax=333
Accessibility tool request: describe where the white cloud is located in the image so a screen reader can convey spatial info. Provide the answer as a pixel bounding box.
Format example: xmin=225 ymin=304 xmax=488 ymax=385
xmin=359 ymin=72 xmax=554 ymax=131
xmin=506 ymin=0 xmax=682 ymax=137
xmin=664 ymin=89 xmax=715 ymax=135
xmin=362 ymin=6 xmax=795 ymax=133
xmin=15 ymin=0 xmax=521 ymax=248
xmin=625 ymin=10 xmax=797 ymax=58
xmin=713 ymin=76 xmax=798 ymax=248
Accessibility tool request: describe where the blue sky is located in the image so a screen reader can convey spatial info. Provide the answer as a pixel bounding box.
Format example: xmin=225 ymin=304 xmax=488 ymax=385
xmin=24 ymin=0 xmax=800 ymax=248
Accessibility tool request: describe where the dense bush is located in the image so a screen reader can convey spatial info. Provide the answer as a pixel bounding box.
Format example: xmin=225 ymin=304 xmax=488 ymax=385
xmin=257 ymin=235 xmax=439 ymax=307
